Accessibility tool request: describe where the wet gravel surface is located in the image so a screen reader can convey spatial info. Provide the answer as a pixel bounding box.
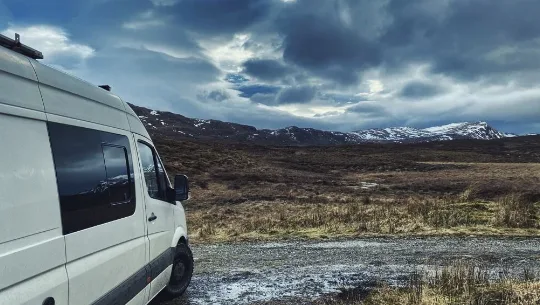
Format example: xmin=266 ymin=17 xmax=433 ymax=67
xmin=155 ymin=237 xmax=540 ymax=305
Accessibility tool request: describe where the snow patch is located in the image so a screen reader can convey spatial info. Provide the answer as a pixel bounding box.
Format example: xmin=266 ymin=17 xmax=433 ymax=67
xmin=360 ymin=182 xmax=378 ymax=189
xmin=194 ymin=119 xmax=210 ymax=128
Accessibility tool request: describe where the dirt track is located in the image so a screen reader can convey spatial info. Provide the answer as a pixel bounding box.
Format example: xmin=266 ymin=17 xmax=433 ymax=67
xmin=154 ymin=237 xmax=540 ymax=305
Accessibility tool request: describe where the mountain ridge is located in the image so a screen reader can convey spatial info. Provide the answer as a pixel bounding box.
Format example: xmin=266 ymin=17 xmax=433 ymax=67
xmin=129 ymin=104 xmax=522 ymax=146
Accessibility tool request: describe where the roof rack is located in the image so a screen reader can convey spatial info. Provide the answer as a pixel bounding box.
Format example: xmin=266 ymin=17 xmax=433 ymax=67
xmin=0 ymin=33 xmax=44 ymax=60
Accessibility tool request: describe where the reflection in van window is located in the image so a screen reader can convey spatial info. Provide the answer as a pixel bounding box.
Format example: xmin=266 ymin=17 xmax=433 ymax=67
xmin=138 ymin=142 xmax=167 ymax=201
xmin=156 ymin=157 xmax=169 ymax=198
xmin=103 ymin=145 xmax=131 ymax=204
xmin=48 ymin=122 xmax=136 ymax=234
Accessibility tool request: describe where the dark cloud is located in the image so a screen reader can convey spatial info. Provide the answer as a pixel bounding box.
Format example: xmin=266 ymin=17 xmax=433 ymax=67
xmin=242 ymin=59 xmax=291 ymax=81
xmin=87 ymin=48 xmax=220 ymax=84
xmin=235 ymin=84 xmax=281 ymax=98
xmin=277 ymin=86 xmax=316 ymax=104
xmin=168 ymin=0 xmax=272 ymax=36
xmin=399 ymin=81 xmax=444 ymax=99
xmin=347 ymin=102 xmax=389 ymax=117
xmin=278 ymin=3 xmax=381 ymax=85
xmin=320 ymin=93 xmax=368 ymax=105
xmin=75 ymin=47 xmax=222 ymax=117
xmin=382 ymin=0 xmax=540 ymax=80
xmin=248 ymin=86 xmax=317 ymax=106
xmin=4 ymin=0 xmax=540 ymax=134
xmin=250 ymin=93 xmax=277 ymax=105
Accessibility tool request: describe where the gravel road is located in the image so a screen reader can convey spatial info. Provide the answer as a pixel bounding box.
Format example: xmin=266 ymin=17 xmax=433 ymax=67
xmin=154 ymin=237 xmax=540 ymax=305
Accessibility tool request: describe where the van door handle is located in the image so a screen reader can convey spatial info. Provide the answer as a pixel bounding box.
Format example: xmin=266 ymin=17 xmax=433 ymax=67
xmin=148 ymin=213 xmax=157 ymax=222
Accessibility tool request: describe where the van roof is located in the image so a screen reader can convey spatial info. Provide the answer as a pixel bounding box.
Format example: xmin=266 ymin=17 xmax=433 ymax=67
xmin=0 ymin=42 xmax=150 ymax=139
xmin=0 ymin=32 xmax=43 ymax=59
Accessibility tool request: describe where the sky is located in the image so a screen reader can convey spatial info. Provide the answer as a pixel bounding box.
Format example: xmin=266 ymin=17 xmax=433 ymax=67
xmin=1 ymin=0 xmax=539 ymax=134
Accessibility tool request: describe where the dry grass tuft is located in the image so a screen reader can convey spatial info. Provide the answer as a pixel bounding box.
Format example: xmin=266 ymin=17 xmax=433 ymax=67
xmin=494 ymin=194 xmax=538 ymax=228
xmin=308 ymin=262 xmax=540 ymax=305
xmin=188 ymin=194 xmax=540 ymax=242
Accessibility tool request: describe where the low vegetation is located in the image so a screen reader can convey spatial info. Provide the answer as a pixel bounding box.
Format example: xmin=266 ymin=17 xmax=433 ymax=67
xmin=311 ymin=262 xmax=540 ymax=305
xmin=188 ymin=193 xmax=540 ymax=242
xmin=153 ymin=136 xmax=540 ymax=243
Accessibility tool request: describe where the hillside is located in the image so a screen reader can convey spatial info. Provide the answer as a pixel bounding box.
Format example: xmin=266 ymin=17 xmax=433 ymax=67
xmin=129 ymin=104 xmax=519 ymax=146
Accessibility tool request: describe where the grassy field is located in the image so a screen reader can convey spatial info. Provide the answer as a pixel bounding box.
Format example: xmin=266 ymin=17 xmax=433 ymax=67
xmin=154 ymin=136 xmax=540 ymax=243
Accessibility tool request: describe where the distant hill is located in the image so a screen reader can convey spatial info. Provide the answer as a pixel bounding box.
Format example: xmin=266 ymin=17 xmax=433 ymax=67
xmin=129 ymin=104 xmax=522 ymax=146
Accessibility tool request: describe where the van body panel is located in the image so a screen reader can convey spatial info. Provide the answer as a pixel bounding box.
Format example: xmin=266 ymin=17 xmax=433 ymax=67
xmin=127 ymin=111 xmax=152 ymax=139
xmin=64 ymin=218 xmax=147 ymax=262
xmin=38 ymin=83 xmax=131 ymax=130
xmin=30 ymin=60 xmax=131 ymax=131
xmin=65 ymin=236 xmax=147 ymax=305
xmin=0 ymin=234 xmax=66 ymax=293
xmin=30 ymin=61 xmax=126 ymax=112
xmin=0 ymin=102 xmax=46 ymax=120
xmin=126 ymin=285 xmax=149 ymax=305
xmin=0 ymin=70 xmax=44 ymax=112
xmin=0 ymin=265 xmax=69 ymax=305
xmin=148 ymin=265 xmax=173 ymax=299
xmin=0 ymin=110 xmax=67 ymax=304
xmin=0 ymin=47 xmax=39 ymax=82
xmin=171 ymin=225 xmax=188 ymax=248
xmin=0 ymin=114 xmax=62 ymax=244
xmin=0 ymin=50 xmax=43 ymax=113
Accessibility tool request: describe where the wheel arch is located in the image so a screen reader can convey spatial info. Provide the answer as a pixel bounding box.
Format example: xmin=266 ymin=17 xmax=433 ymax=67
xmin=171 ymin=226 xmax=188 ymax=248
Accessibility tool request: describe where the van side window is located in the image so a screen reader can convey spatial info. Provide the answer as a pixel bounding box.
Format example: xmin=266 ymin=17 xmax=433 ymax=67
xmin=138 ymin=142 xmax=169 ymax=201
xmin=48 ymin=122 xmax=136 ymax=234
xmin=103 ymin=145 xmax=132 ymax=204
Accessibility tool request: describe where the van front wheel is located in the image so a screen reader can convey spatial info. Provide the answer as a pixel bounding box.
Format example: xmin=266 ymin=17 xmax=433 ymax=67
xmin=163 ymin=243 xmax=193 ymax=298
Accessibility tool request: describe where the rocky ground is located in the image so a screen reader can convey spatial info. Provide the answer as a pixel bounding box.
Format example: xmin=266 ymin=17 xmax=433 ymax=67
xmin=153 ymin=237 xmax=540 ymax=305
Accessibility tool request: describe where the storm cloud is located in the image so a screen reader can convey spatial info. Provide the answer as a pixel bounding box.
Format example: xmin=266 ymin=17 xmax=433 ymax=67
xmin=1 ymin=0 xmax=539 ymax=134
xmin=399 ymin=81 xmax=444 ymax=99
xmin=242 ymin=59 xmax=291 ymax=81
xmin=277 ymin=86 xmax=317 ymax=104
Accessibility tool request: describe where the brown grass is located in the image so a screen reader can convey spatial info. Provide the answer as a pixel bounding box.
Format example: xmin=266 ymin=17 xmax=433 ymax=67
xmin=494 ymin=194 xmax=538 ymax=228
xmin=150 ymin=137 xmax=540 ymax=243
xmin=187 ymin=194 xmax=540 ymax=243
xmin=309 ymin=262 xmax=540 ymax=305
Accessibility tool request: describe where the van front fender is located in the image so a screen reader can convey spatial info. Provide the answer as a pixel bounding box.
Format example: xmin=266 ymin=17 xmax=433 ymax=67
xmin=171 ymin=226 xmax=188 ymax=248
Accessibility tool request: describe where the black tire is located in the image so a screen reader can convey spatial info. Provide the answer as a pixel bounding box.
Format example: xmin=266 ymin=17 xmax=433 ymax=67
xmin=162 ymin=243 xmax=194 ymax=298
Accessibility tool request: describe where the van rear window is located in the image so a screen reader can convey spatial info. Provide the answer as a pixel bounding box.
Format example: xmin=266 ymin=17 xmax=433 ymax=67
xmin=48 ymin=122 xmax=136 ymax=234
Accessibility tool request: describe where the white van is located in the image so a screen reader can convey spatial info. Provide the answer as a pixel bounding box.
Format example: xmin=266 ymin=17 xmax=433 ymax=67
xmin=0 ymin=34 xmax=193 ymax=305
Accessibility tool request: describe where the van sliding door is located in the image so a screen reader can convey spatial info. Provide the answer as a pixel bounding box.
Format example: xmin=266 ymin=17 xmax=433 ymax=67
xmin=48 ymin=120 xmax=148 ymax=305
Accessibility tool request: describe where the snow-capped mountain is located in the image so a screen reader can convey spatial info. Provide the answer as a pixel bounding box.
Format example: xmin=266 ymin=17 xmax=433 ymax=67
xmin=352 ymin=122 xmax=509 ymax=142
xmin=129 ymin=104 xmax=524 ymax=146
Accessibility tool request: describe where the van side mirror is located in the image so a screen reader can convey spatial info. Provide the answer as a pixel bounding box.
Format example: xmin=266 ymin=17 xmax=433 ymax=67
xmin=173 ymin=174 xmax=189 ymax=201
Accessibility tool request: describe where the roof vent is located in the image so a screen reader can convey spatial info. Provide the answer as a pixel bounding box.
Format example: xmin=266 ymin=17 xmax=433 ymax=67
xmin=99 ymin=85 xmax=111 ymax=91
xmin=0 ymin=33 xmax=44 ymax=59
